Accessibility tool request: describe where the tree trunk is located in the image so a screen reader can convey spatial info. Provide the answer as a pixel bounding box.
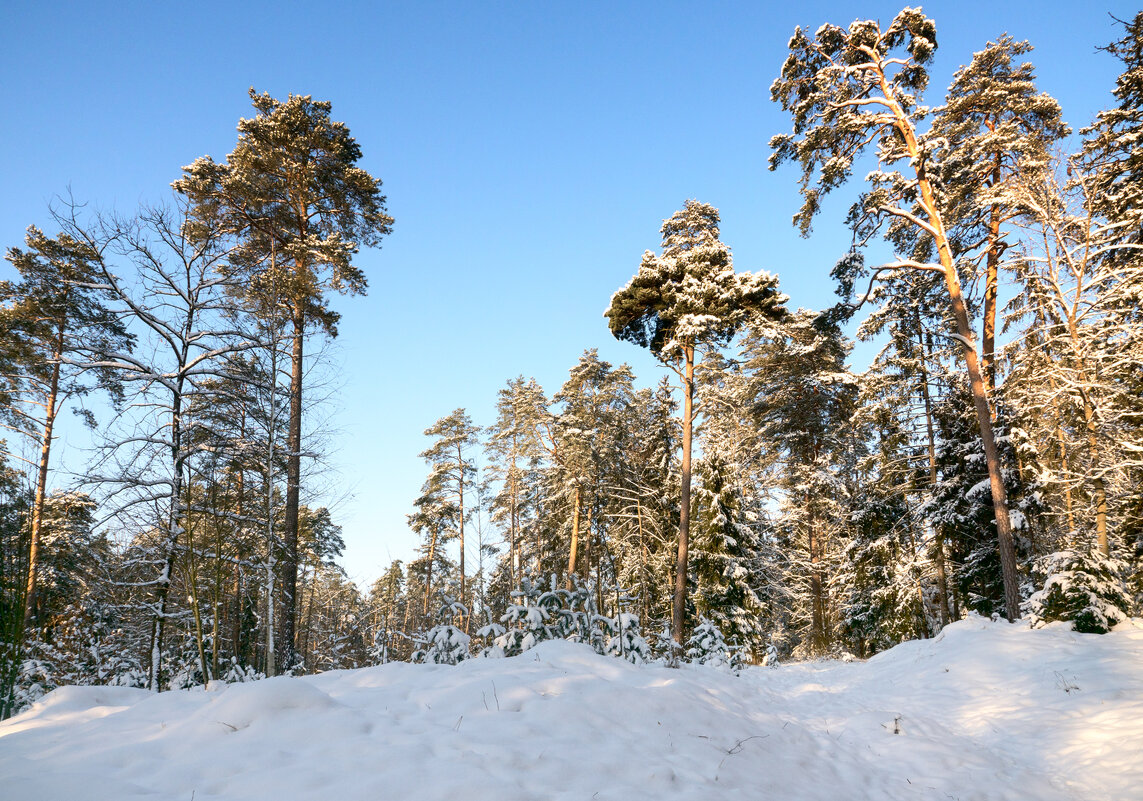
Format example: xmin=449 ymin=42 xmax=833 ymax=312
xmin=300 ymin=559 xmax=316 ymax=669
xmin=232 ymin=566 xmax=243 ymax=667
xmin=278 ymin=310 xmax=304 ymax=671
xmin=22 ymin=321 xmax=65 ymax=634
xmin=917 ymin=324 xmax=951 ymax=627
xmin=211 ymin=480 xmax=225 ymax=678
xmin=940 ymin=254 xmax=1022 ymax=620
xmin=1063 ymin=317 xmax=1110 ymax=555
xmin=808 ymin=501 xmax=826 ymax=654
xmin=509 ymin=467 xmax=518 ymax=593
xmin=566 ymin=485 xmax=581 ymax=589
xmin=981 ymin=154 xmax=1003 ymax=398
xmin=185 ymin=516 xmax=211 ymax=684
xmin=595 ymin=534 xmax=604 ymax=617
xmin=148 ymin=374 xmax=187 ymax=691
xmin=672 ymin=343 xmax=695 ymax=649
xmin=1082 ymin=395 xmax=1110 ymax=556
xmin=423 ymin=528 xmax=438 ymax=620
xmin=148 ymin=533 xmax=179 ymax=691
xmin=1055 ymin=412 xmax=1078 ymax=542
xmin=457 ymin=444 xmax=466 ymax=623
xmin=880 ymin=73 xmax=1022 ymax=620
xmin=637 ymin=499 xmax=649 ymax=625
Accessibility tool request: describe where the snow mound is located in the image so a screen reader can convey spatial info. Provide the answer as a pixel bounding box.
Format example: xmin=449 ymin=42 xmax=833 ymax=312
xmin=2 ymin=619 xmax=1142 ymax=800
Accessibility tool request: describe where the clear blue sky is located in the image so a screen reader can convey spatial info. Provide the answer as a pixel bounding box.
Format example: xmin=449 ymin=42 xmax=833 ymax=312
xmin=2 ymin=1 xmax=1135 ymax=587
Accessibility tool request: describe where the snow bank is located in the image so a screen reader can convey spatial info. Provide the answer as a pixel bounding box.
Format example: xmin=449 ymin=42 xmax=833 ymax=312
xmin=2 ymin=618 xmax=1141 ymax=800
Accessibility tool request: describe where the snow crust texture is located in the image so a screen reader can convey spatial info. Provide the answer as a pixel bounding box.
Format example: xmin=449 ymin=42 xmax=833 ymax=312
xmin=2 ymin=618 xmax=1141 ymax=800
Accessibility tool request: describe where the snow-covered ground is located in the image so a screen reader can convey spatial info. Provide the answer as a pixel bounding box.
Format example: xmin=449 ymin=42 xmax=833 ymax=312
xmin=2 ymin=617 xmax=1141 ymax=801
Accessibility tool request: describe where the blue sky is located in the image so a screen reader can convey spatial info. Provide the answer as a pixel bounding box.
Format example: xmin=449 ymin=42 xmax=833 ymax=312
xmin=2 ymin=0 xmax=1136 ymax=586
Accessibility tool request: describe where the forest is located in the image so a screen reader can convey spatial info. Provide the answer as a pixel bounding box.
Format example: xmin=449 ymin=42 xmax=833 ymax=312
xmin=1 ymin=7 xmax=1141 ymax=722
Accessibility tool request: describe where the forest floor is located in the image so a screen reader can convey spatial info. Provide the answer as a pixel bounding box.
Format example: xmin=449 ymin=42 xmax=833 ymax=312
xmin=2 ymin=616 xmax=1141 ymax=800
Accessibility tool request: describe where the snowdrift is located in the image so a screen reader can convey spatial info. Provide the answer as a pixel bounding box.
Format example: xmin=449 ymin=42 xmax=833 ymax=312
xmin=2 ymin=617 xmax=1141 ymax=800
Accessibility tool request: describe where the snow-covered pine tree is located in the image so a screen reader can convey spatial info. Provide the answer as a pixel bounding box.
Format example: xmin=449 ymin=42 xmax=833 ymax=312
xmin=770 ymin=9 xmax=1024 ymax=620
xmin=607 ymin=378 xmax=678 ymax=632
xmin=742 ymin=310 xmax=857 ymax=656
xmin=695 ymin=349 xmax=791 ymax=653
xmin=839 ymin=485 xmax=931 ymax=655
xmin=6 ymin=493 xmax=146 ymax=715
xmin=548 ymin=351 xmax=635 ymax=600
xmin=689 ymin=453 xmax=767 ymax=659
xmin=605 ymin=612 xmax=652 ymax=664
xmin=406 ymin=497 xmax=459 ymax=631
xmin=931 ymin=35 xmax=1068 ymax=394
xmin=367 ymin=561 xmax=407 ymax=664
xmin=484 ymin=577 xmax=557 ymax=657
xmin=847 ymin=302 xmax=953 ymax=638
xmin=1002 ymin=152 xmax=1143 ymax=559
xmin=484 ymin=377 xmax=551 ymax=599
xmin=1078 ymin=12 xmax=1143 ymax=599
xmin=834 ymin=271 xmax=972 ymax=647
xmin=1024 ymin=548 xmax=1131 ymax=634
xmin=762 ymin=640 xmax=780 ymax=668
xmin=606 ymin=200 xmax=785 ymax=650
xmin=413 ymin=596 xmax=471 ymax=665
xmin=1081 ymin=12 xmax=1143 ymax=258
xmin=0 ymin=453 xmax=31 ymax=718
xmin=922 ymin=380 xmax=1032 ymax=620
xmin=684 ymin=617 xmax=740 ymax=671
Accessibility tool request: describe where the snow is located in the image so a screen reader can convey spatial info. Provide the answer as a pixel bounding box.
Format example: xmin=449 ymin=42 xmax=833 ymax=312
xmin=3 ymin=618 xmax=1143 ymax=800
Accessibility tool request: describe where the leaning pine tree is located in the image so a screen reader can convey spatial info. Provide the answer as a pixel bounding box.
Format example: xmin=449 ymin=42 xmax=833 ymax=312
xmin=769 ymin=9 xmax=1023 ymax=619
xmin=605 ymin=200 xmax=784 ymax=652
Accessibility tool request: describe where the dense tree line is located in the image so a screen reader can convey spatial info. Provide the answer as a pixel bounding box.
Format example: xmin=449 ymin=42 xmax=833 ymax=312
xmin=378 ymin=9 xmax=1143 ymax=664
xmin=1 ymin=9 xmax=1140 ymax=716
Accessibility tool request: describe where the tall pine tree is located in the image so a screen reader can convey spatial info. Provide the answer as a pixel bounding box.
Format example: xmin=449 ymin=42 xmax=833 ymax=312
xmin=606 ymin=200 xmax=784 ymax=648
xmin=174 ymin=91 xmax=393 ymax=671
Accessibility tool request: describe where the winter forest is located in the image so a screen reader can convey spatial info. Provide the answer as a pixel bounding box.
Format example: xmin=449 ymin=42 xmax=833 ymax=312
xmin=2 ymin=8 xmax=1143 ymax=791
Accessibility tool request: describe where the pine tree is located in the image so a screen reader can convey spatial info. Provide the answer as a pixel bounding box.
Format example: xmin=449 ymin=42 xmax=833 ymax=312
xmin=923 ymin=380 xmax=1030 ymax=619
xmin=1077 ymin=12 xmax=1143 ymax=567
xmin=609 ymin=379 xmax=678 ymax=629
xmin=413 ymin=410 xmax=479 ymax=626
xmin=1 ymin=227 xmax=131 ymax=639
xmin=690 ymin=454 xmax=766 ymax=658
xmin=743 ymin=310 xmax=857 ymax=655
xmin=606 ymin=200 xmax=784 ymax=648
xmin=484 ymin=377 xmax=551 ymax=595
xmin=174 ymin=90 xmax=393 ymax=672
xmin=1024 ymin=548 xmax=1131 ymax=634
xmin=856 ymin=273 xmax=958 ymax=627
xmin=411 ymin=409 xmax=477 ymax=626
xmin=1081 ymin=12 xmax=1143 ymax=251
xmin=550 ymin=351 xmax=635 ymax=601
xmin=0 ymin=452 xmax=31 ymax=718
xmin=770 ymin=9 xmax=1023 ymax=620
xmin=1002 ymin=152 xmax=1143 ymax=558
xmin=367 ymin=561 xmax=407 ymax=663
xmin=931 ymin=36 xmax=1068 ymax=392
